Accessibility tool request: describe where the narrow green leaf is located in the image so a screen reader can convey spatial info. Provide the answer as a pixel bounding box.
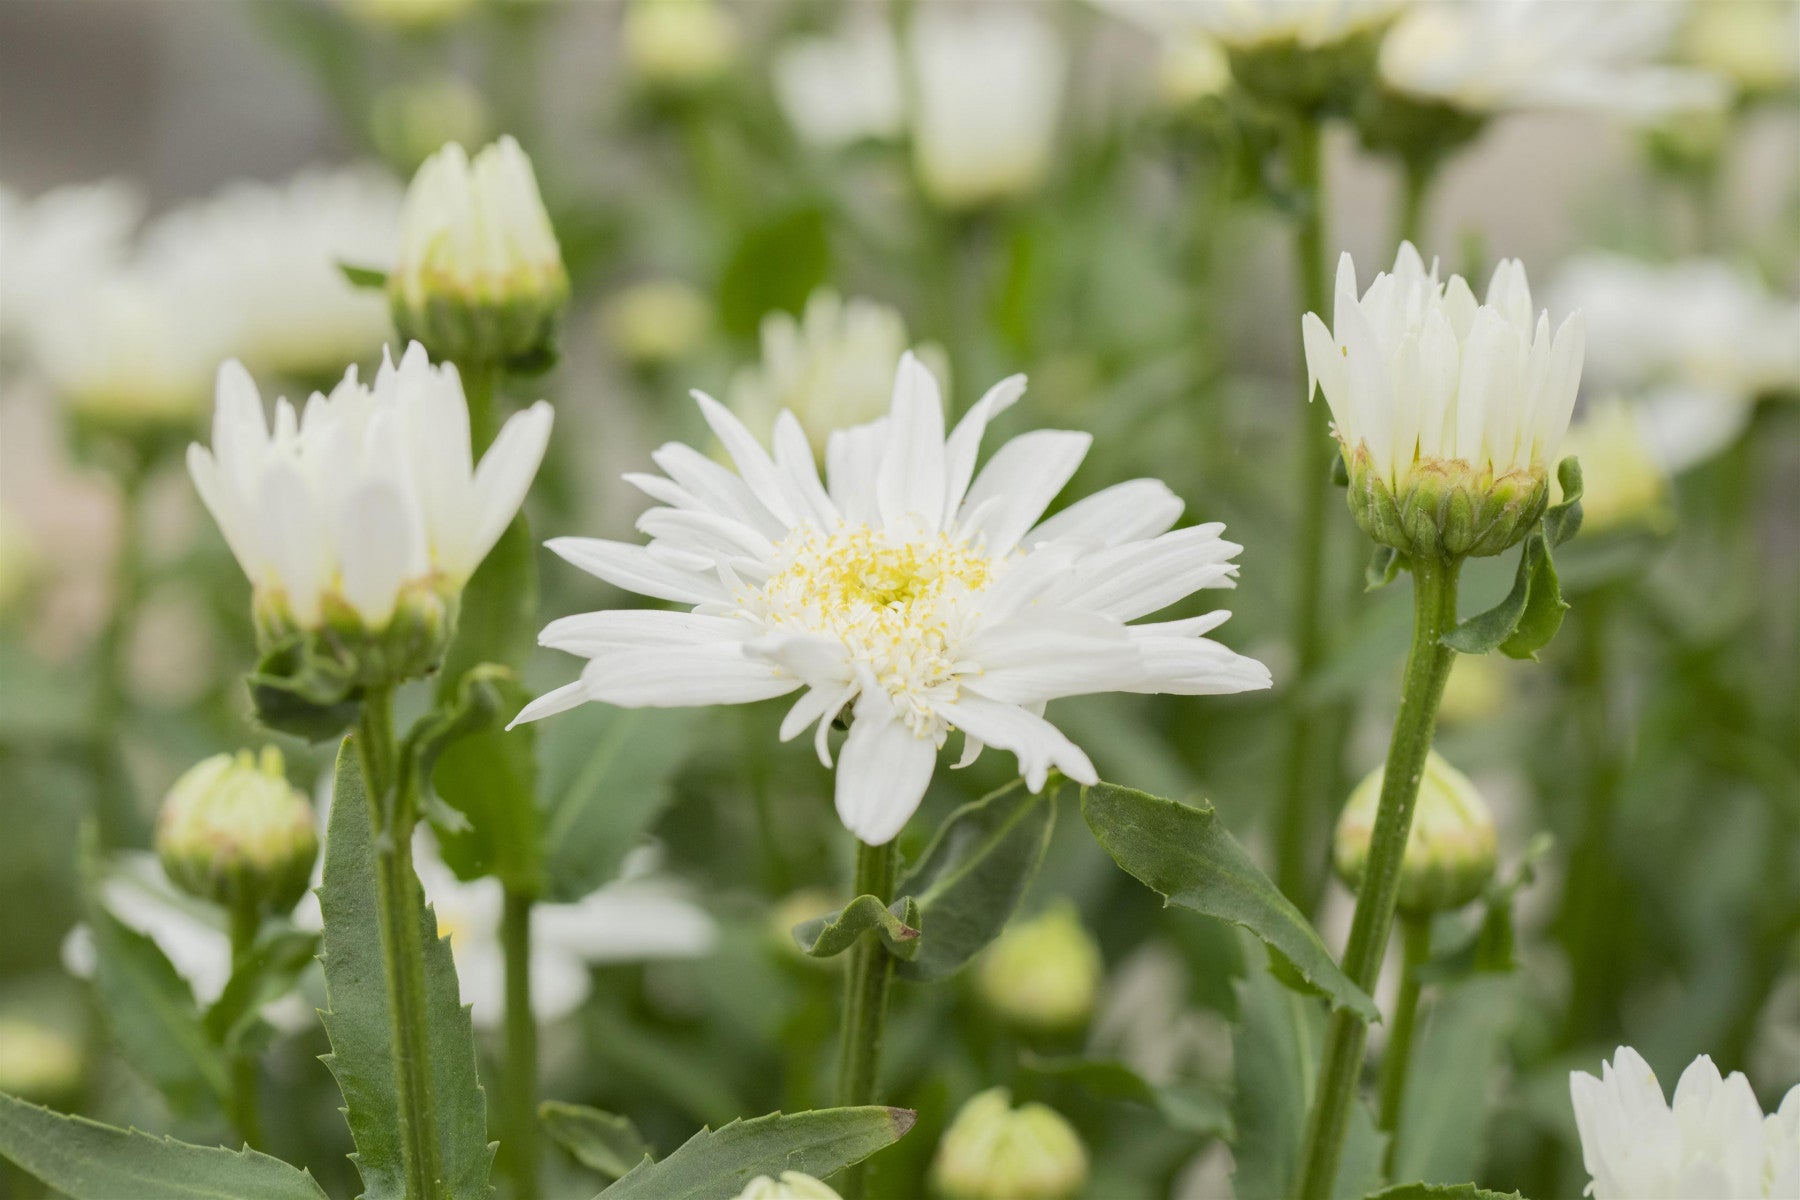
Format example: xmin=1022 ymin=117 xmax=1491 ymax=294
xmin=81 ymin=851 xmax=228 ymax=1113
xmin=1366 ymin=546 xmax=1404 ymax=592
xmin=793 ymin=895 xmax=922 ymax=961
xmin=203 ymin=925 xmax=319 ymax=1054
xmin=1082 ymin=783 xmax=1377 ymax=1019
xmin=596 ymin=1107 xmax=917 ymax=1200
xmin=338 ymin=261 xmax=389 ymax=290
xmin=542 ymin=706 xmax=699 ymax=903
xmin=1366 ymin=1184 xmax=1525 ymax=1200
xmin=539 ymin=1101 xmax=648 ymax=1182
xmin=1441 ymin=538 xmax=1539 ymax=656
xmin=891 ymin=779 xmax=1055 ymax=982
xmin=0 ymin=1091 xmax=329 ymax=1200
xmin=1496 ymin=540 xmax=1567 ymax=660
xmin=317 ymin=740 xmax=495 ymax=1200
xmin=1021 ymin=1055 xmax=1233 ymax=1139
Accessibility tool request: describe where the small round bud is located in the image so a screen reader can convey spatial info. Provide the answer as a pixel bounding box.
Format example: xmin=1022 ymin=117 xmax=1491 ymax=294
xmin=733 ymin=1172 xmax=842 ymax=1200
xmin=1346 ymin=444 xmax=1550 ymax=562
xmin=1334 ymin=749 xmax=1498 ymax=917
xmin=931 ymin=1088 xmax=1089 ymax=1200
xmin=0 ymin=1015 xmax=84 ymax=1103
xmin=976 ymin=902 xmax=1103 ymax=1033
xmin=156 ymin=747 xmax=319 ymax=918
xmin=622 ymin=0 xmax=738 ymax=90
xmin=601 ymin=279 xmax=712 ymax=368
xmin=370 ymin=77 xmax=491 ymax=175
xmin=390 ymin=137 xmax=568 ymax=368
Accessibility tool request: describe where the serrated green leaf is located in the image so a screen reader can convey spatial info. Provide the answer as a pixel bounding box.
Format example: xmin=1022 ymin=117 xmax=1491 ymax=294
xmin=317 ymin=740 xmax=495 ymax=1199
xmin=596 ymin=1107 xmax=916 ymax=1200
xmin=81 ymin=849 xmax=228 ymax=1114
xmin=203 ymin=925 xmax=319 ymax=1054
xmin=1231 ymin=956 xmax=1385 ymax=1200
xmin=539 ymin=1101 xmax=648 ymax=1182
xmin=793 ymin=895 xmax=922 ymax=961
xmin=1366 ymin=546 xmax=1404 ymax=591
xmin=1020 ymin=1055 xmax=1233 ymax=1139
xmin=339 ymin=261 xmax=389 ymax=290
xmin=1082 ymin=783 xmax=1377 ymax=1019
xmin=1366 ymin=1184 xmax=1525 ymax=1200
xmin=893 ymin=779 xmax=1055 ymax=982
xmin=0 ymin=1091 xmax=329 ymax=1200
xmin=541 ymin=706 xmax=699 ymax=903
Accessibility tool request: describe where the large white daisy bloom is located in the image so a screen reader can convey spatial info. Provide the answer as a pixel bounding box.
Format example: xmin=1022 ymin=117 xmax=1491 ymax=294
xmin=1570 ymin=1045 xmax=1800 ymax=1200
xmin=517 ymin=354 xmax=1271 ymax=845
xmin=0 ymin=180 xmax=141 ymax=347
xmin=772 ymin=18 xmax=905 ymax=150
xmin=1379 ymin=0 xmax=1730 ymax=121
xmin=1303 ymin=243 xmax=1584 ymax=495
xmin=187 ymin=341 xmax=553 ymax=631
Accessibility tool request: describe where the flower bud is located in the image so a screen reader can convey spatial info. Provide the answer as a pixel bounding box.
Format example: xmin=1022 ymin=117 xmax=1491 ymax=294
xmin=156 ymin=747 xmax=319 ymax=918
xmin=370 ymin=77 xmax=491 ymax=175
xmin=733 ymin=1173 xmax=842 ymax=1200
xmin=601 ymin=279 xmax=711 ymax=368
xmin=390 ymin=137 xmax=568 ymax=368
xmin=1346 ymin=443 xmax=1551 ymax=561
xmin=1557 ymin=398 xmax=1671 ymax=536
xmin=976 ymin=902 xmax=1102 ymax=1033
xmin=931 ymin=1088 xmax=1089 ymax=1200
xmin=1334 ymin=749 xmax=1498 ymax=917
xmin=0 ymin=1015 xmax=83 ymax=1103
xmin=622 ymin=0 xmax=738 ymax=90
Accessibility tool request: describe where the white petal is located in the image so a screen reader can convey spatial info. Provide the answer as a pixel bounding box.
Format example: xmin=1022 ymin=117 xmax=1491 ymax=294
xmin=465 ymin=400 xmax=553 ymax=576
xmin=507 ymin=680 xmax=590 ymax=729
xmin=956 ymin=429 xmax=1091 ymax=555
xmin=538 ymin=609 xmax=748 ymax=655
xmin=546 ymin=537 xmax=725 ymax=605
xmin=581 ymin=645 xmax=798 ymax=708
xmin=942 ymin=373 xmax=1027 ymax=517
xmin=338 ymin=480 xmax=417 ymax=627
xmin=834 ymin=709 xmax=937 ymax=845
xmin=1026 ymin=478 xmax=1183 ymax=549
xmin=692 ymin=390 xmax=799 ymax=528
xmin=935 ymin=696 xmax=1096 ymax=791
xmin=875 ymin=351 xmax=949 ymax=532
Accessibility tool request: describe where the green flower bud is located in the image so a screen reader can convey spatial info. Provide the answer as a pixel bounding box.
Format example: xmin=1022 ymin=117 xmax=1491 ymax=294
xmin=931 ymin=1088 xmax=1089 ymax=1200
xmin=733 ymin=1172 xmax=842 ymax=1200
xmin=1334 ymin=749 xmax=1498 ymax=917
xmin=390 ymin=137 xmax=568 ymax=369
xmin=1347 ymin=444 xmax=1550 ymax=562
xmin=976 ymin=902 xmax=1103 ymax=1033
xmin=155 ymin=747 xmax=319 ymax=918
xmin=0 ymin=1016 xmax=84 ymax=1103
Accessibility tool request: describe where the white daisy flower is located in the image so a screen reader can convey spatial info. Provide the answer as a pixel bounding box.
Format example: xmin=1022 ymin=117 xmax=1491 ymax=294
xmin=187 ymin=341 xmax=553 ymax=634
xmin=516 ymin=354 xmax=1271 ymax=845
xmin=772 ymin=18 xmax=906 ymax=151
xmin=1570 ymin=1045 xmax=1800 ymax=1200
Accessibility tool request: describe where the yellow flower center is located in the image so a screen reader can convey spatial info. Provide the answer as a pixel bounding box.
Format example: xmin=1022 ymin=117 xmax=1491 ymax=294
xmin=745 ymin=523 xmax=996 ymax=734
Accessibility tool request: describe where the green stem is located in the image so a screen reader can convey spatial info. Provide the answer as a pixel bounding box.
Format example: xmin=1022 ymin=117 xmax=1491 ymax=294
xmin=1397 ymin=157 xmax=1434 ymax=249
xmin=501 ymin=887 xmax=540 ymax=1200
xmin=356 ymin=685 xmax=444 ymax=1200
xmin=836 ymin=838 xmax=898 ymax=1200
xmin=1376 ymin=914 xmax=1432 ymax=1172
xmin=1296 ymin=556 xmax=1461 ymax=1200
xmin=225 ymin=901 xmax=265 ymax=1151
xmin=1559 ymin=591 xmax=1623 ymax=1043
xmin=93 ymin=457 xmax=151 ymax=845
xmin=463 ymin=364 xmax=499 ymax=454
xmin=1274 ymin=115 xmax=1345 ymax=911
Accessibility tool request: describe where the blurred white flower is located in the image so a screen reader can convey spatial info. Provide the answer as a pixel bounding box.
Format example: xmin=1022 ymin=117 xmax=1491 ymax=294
xmin=733 ymin=1173 xmax=842 ymax=1200
xmin=622 ymin=0 xmax=738 ymax=88
xmin=1570 ymin=1045 xmax=1800 ymax=1200
xmin=186 ymin=341 xmax=552 ymax=632
xmin=371 ymin=76 xmax=493 ymax=174
xmin=140 ymin=166 xmax=401 ymax=381
xmin=602 ymin=278 xmax=713 ymax=367
xmin=1156 ymin=34 xmax=1234 ymax=107
xmin=1682 ymin=0 xmax=1800 ymax=97
xmin=1550 ymin=254 xmax=1800 ymax=472
xmin=1104 ymin=0 xmax=1407 ymax=51
xmin=909 ymin=6 xmax=1067 ymax=208
xmin=1378 ymin=0 xmax=1731 ymax=121
xmin=0 ymin=1015 xmax=84 ymax=1103
xmin=517 ymin=353 xmax=1269 ymax=845
xmin=409 ymin=837 xmax=717 ymax=1029
xmin=773 ymin=19 xmax=906 ymax=150
xmin=0 ymin=180 xmax=141 ymax=347
xmin=391 ymin=137 xmax=568 ymax=364
xmin=728 ymin=290 xmax=941 ymax=453
xmin=1304 ymin=243 xmax=1584 ymax=496
xmin=1556 ymin=397 xmax=1671 ymax=534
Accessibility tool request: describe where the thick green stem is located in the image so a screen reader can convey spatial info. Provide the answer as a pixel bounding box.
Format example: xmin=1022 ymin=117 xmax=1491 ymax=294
xmin=1296 ymin=556 xmax=1461 ymax=1200
xmin=463 ymin=364 xmax=499 ymax=454
xmin=1377 ymin=914 xmax=1432 ymax=1172
xmin=93 ymin=458 xmax=151 ymax=845
xmin=225 ymin=901 xmax=265 ymax=1151
xmin=1397 ymin=158 xmax=1435 ymax=249
xmin=1560 ymin=591 xmax=1623 ymax=1043
xmin=357 ymin=686 xmax=444 ymax=1200
xmin=501 ymin=887 xmax=540 ymax=1200
xmin=1275 ymin=115 xmax=1347 ymax=911
xmin=836 ymin=838 xmax=898 ymax=1200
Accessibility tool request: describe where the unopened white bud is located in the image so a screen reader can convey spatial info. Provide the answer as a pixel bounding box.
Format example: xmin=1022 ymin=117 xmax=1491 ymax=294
xmin=932 ymin=1088 xmax=1088 ymax=1200
xmin=156 ymin=747 xmax=318 ymax=917
xmin=1335 ymin=749 xmax=1498 ymax=916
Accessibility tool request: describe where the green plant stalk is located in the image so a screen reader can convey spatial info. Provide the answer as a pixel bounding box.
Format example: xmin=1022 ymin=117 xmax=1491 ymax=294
xmin=501 ymin=886 xmax=539 ymax=1200
xmin=1397 ymin=157 xmax=1435 ymax=249
xmin=463 ymin=364 xmax=499 ymax=453
xmin=1275 ymin=115 xmax=1350 ymax=911
xmin=93 ymin=456 xmax=152 ymax=845
xmin=1295 ymin=555 xmax=1461 ymax=1200
xmin=225 ymin=900 xmax=265 ymax=1151
xmin=356 ymin=685 xmax=444 ymax=1200
xmin=835 ymin=838 xmax=898 ymax=1200
xmin=1376 ymin=913 xmax=1431 ymax=1172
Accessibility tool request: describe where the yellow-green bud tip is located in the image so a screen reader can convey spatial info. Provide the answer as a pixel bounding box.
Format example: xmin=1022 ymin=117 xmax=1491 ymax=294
xmin=1334 ymin=749 xmax=1498 ymax=916
xmin=732 ymin=1172 xmax=842 ymax=1200
xmin=931 ymin=1088 xmax=1089 ymax=1200
xmin=975 ymin=901 xmax=1103 ymax=1032
xmin=156 ymin=747 xmax=319 ymax=918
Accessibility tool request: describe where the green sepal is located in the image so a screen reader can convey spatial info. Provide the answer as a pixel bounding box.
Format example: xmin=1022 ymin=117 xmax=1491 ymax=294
xmin=1331 ymin=454 xmax=1351 ymax=487
xmin=1365 ymin=546 xmax=1404 ymax=591
xmin=893 ymin=778 xmax=1056 ymax=982
xmin=594 ymin=1107 xmax=916 ymax=1200
xmin=1082 ymin=783 xmax=1378 ymax=1020
xmin=539 ymin=1101 xmax=648 ymax=1183
xmin=338 ymin=261 xmax=389 ymax=290
xmin=792 ymin=894 xmax=922 ymax=961
xmin=0 ymin=1091 xmax=330 ymax=1200
xmin=1441 ymin=456 xmax=1582 ymax=658
xmin=1542 ymin=456 xmax=1584 ymax=548
xmin=245 ymin=635 xmax=362 ymax=741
